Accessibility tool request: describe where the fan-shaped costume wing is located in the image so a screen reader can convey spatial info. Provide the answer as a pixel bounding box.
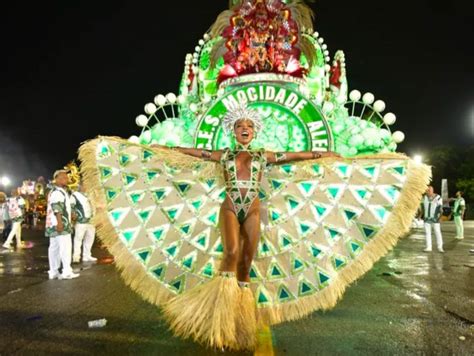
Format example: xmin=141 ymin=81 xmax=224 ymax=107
xmin=79 ymin=136 xmax=430 ymax=325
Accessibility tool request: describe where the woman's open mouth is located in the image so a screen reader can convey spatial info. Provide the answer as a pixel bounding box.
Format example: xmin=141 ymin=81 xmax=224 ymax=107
xmin=242 ymin=131 xmax=249 ymax=138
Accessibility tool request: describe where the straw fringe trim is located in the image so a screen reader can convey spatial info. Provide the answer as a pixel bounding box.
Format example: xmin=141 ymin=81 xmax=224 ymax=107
xmin=257 ymin=159 xmax=431 ymax=325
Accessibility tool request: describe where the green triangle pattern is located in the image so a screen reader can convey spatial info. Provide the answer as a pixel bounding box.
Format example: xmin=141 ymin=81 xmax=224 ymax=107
xmin=100 ymin=166 xmax=113 ymax=180
xmin=332 ymin=255 xmax=347 ymax=270
xmin=180 ymin=224 xmax=190 ymax=235
xmin=151 ymin=227 xmax=166 ymax=242
xmin=268 ymin=261 xmax=286 ymax=280
xmin=357 ymin=189 xmax=368 ymax=199
xmin=152 ymin=189 xmax=168 ymax=203
xmin=214 ymin=242 xmax=224 ymax=254
xmin=291 ymin=254 xmax=306 ymax=275
xmin=129 ymin=192 xmax=144 ymax=204
xmin=376 ymin=207 xmax=387 ymax=220
xmin=392 ymin=166 xmax=405 ymax=175
xmin=386 ymin=186 xmax=398 ymax=200
xmin=106 ymin=188 xmax=119 ymax=203
xmin=163 ymin=205 xmax=182 ymax=223
xmin=121 ymin=228 xmax=138 ymax=243
xmin=349 ymin=240 xmax=363 ymax=256
xmin=142 ymin=149 xmax=154 ymax=161
xmin=138 ymin=209 xmax=152 ymax=223
xmin=310 ymin=245 xmax=323 ymax=258
xmin=173 ymin=181 xmax=192 ymax=197
xmin=280 ymin=165 xmax=294 ymax=175
xmin=364 ymin=166 xmax=376 ymax=177
xmin=168 ymin=275 xmax=186 ymax=294
xmin=299 ymin=182 xmax=314 ymax=194
xmin=327 ymin=228 xmax=340 ymax=240
xmin=270 ymin=208 xmax=282 ymax=222
xmin=190 ymin=199 xmax=203 ymax=212
xmin=270 ymin=179 xmax=285 ymax=191
xmin=358 ymin=224 xmax=378 ymax=239
xmin=99 ymin=144 xmax=111 ymax=157
xmin=123 ymin=173 xmax=137 ymax=186
xmin=337 ymin=164 xmax=349 ymax=176
xmin=344 ymin=209 xmax=357 ymax=221
xmin=327 ymin=187 xmax=340 ymax=199
xmin=278 ymin=284 xmax=295 ymax=302
xmin=298 ymin=279 xmax=316 ymax=297
xmin=146 ymin=170 xmax=160 ymax=182
xmin=200 ymin=262 xmax=214 ymax=278
xmin=151 ymin=264 xmax=166 ymax=280
xmin=318 ymin=271 xmax=331 ymax=285
xmin=205 ymin=179 xmax=216 ymax=190
xmin=312 ymin=164 xmax=321 ymax=175
xmin=257 ymin=288 xmax=270 ymax=305
xmin=279 ymin=233 xmax=293 ymax=250
xmin=314 ymin=204 xmax=327 ymax=218
xmin=206 ymin=212 xmax=218 ymax=226
xmin=119 ymin=154 xmax=130 ymax=166
xmin=164 ymin=242 xmax=180 ymax=259
xmin=181 ymin=252 xmax=196 ymax=271
xmin=137 ymin=249 xmax=151 ymax=264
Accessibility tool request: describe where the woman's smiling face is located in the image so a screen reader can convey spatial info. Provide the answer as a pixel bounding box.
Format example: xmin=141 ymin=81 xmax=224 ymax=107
xmin=234 ymin=119 xmax=255 ymax=145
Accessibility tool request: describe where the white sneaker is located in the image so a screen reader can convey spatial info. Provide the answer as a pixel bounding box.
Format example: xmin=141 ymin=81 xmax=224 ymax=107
xmin=2 ymin=243 xmax=11 ymax=249
xmin=454 ymin=236 xmax=464 ymax=240
xmin=438 ymin=248 xmax=445 ymax=253
xmin=423 ymin=248 xmax=432 ymax=252
xmin=83 ymin=256 xmax=97 ymax=262
xmin=72 ymin=257 xmax=81 ymax=264
xmin=59 ymin=272 xmax=80 ymax=280
xmin=48 ymin=272 xmax=60 ymax=280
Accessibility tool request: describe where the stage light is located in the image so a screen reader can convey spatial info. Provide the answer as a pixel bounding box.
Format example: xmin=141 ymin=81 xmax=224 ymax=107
xmin=413 ymin=155 xmax=423 ymax=164
xmin=1 ymin=176 xmax=11 ymax=187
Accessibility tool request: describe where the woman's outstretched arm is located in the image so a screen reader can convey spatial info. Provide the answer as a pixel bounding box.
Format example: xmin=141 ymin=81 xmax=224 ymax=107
xmin=150 ymin=144 xmax=222 ymax=162
xmin=266 ymin=150 xmax=341 ymax=164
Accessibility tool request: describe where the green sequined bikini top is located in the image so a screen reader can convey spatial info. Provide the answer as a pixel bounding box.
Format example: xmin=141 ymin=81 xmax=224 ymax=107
xmin=221 ymin=143 xmax=267 ymax=223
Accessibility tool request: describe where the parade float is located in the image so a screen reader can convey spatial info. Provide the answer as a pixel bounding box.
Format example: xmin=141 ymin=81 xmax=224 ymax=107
xmin=79 ymin=0 xmax=430 ymax=350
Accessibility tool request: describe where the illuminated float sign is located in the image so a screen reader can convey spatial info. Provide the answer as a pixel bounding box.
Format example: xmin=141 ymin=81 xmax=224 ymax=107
xmin=195 ymin=82 xmax=333 ymax=151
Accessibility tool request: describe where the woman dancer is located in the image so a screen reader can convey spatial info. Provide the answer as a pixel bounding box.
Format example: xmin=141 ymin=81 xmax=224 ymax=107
xmin=159 ymin=104 xmax=339 ymax=350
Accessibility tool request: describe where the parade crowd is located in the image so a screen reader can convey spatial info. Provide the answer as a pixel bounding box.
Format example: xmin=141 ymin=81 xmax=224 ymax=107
xmin=0 ymin=170 xmax=96 ymax=280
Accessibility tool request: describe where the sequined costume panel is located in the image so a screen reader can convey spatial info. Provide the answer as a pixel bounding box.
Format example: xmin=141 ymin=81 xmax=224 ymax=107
xmin=221 ymin=146 xmax=267 ymax=223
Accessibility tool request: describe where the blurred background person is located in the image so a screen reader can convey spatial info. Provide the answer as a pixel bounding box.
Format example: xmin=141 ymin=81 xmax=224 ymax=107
xmin=421 ymin=185 xmax=444 ymax=253
xmin=71 ymin=184 xmax=96 ymax=263
xmin=452 ymin=191 xmax=466 ymax=240
xmin=2 ymin=189 xmax=26 ymax=249
xmin=45 ymin=170 xmax=79 ymax=280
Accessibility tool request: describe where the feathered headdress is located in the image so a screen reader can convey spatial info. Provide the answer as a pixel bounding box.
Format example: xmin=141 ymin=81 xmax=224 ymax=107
xmin=222 ymin=103 xmax=264 ymax=134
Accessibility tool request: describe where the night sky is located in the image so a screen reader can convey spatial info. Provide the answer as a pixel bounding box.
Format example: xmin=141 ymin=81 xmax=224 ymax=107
xmin=1 ymin=0 xmax=473 ymax=187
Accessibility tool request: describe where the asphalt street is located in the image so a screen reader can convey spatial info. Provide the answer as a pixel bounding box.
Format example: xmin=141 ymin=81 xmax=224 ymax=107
xmin=0 ymin=222 xmax=473 ymax=355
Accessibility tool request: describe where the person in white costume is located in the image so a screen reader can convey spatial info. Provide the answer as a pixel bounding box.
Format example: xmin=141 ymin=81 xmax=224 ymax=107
xmin=452 ymin=191 xmax=466 ymax=240
xmin=71 ymin=184 xmax=97 ymax=263
xmin=421 ymin=185 xmax=444 ymax=253
xmin=3 ymin=189 xmax=26 ymax=249
xmin=45 ymin=170 xmax=80 ymax=280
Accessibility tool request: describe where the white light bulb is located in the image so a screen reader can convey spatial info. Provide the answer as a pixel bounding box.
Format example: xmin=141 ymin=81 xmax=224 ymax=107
xmin=128 ymin=135 xmax=140 ymax=144
xmin=362 ymin=92 xmax=375 ymax=105
xmin=373 ymin=100 xmax=386 ymax=113
xmin=166 ymin=93 xmax=177 ymax=104
xmin=154 ymin=94 xmax=167 ymax=107
xmin=392 ymin=131 xmax=405 ymax=143
xmin=144 ymin=103 xmax=157 ymax=115
xmin=349 ymin=90 xmax=362 ymax=101
xmin=383 ymin=112 xmax=397 ymax=125
xmin=135 ymin=114 xmax=149 ymax=127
